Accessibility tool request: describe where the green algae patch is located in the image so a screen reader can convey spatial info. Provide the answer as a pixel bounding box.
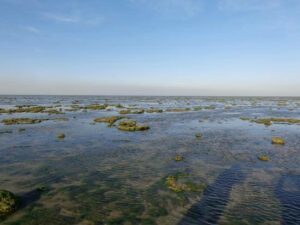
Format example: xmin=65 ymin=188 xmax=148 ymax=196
xmin=195 ymin=133 xmax=203 ymax=139
xmin=118 ymin=120 xmax=150 ymax=132
xmin=1 ymin=118 xmax=46 ymax=125
xmin=165 ymin=175 xmax=205 ymax=193
xmin=146 ymin=108 xmax=163 ymax=113
xmin=94 ymin=116 xmax=124 ymax=126
xmin=193 ymin=106 xmax=203 ymax=111
xmin=204 ymin=105 xmax=216 ymax=110
xmin=83 ymin=104 xmax=107 ymax=110
xmin=272 ymin=137 xmax=285 ymax=145
xmin=240 ymin=117 xmax=251 ymax=121
xmin=119 ymin=109 xmax=145 ymax=114
xmin=252 ymin=118 xmax=300 ymax=126
xmin=45 ymin=109 xmax=64 ymax=115
xmin=0 ymin=190 xmax=19 ymax=218
xmin=174 ymin=155 xmax=184 ymax=162
xmin=57 ymin=133 xmax=66 ymax=139
xmin=258 ymin=155 xmax=270 ymax=161
xmin=166 ymin=108 xmax=191 ymax=112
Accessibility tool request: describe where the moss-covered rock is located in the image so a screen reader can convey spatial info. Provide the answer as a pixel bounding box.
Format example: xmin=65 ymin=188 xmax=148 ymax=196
xmin=119 ymin=109 xmax=145 ymax=114
xmin=258 ymin=155 xmax=270 ymax=161
xmin=146 ymin=108 xmax=163 ymax=113
xmin=272 ymin=137 xmax=285 ymax=145
xmin=166 ymin=108 xmax=191 ymax=112
xmin=57 ymin=133 xmax=66 ymax=139
xmin=0 ymin=190 xmax=19 ymax=217
xmin=83 ymin=104 xmax=107 ymax=110
xmin=174 ymin=155 xmax=184 ymax=162
xmin=94 ymin=116 xmax=124 ymax=126
xmin=1 ymin=118 xmax=45 ymax=125
xmin=118 ymin=120 xmax=150 ymax=132
xmin=253 ymin=118 xmax=300 ymax=126
xmin=195 ymin=133 xmax=203 ymax=139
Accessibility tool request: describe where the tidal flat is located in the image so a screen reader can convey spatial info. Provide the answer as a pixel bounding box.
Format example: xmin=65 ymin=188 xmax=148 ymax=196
xmin=0 ymin=95 xmax=299 ymax=225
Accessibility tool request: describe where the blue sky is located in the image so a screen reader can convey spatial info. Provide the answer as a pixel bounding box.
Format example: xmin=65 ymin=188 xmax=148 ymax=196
xmin=1 ymin=0 xmax=300 ymax=96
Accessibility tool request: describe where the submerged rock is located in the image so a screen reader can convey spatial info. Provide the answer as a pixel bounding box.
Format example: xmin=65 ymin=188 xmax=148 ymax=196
xmin=0 ymin=190 xmax=19 ymax=217
xmin=118 ymin=120 xmax=150 ymax=132
xmin=1 ymin=118 xmax=45 ymax=125
xmin=272 ymin=137 xmax=285 ymax=145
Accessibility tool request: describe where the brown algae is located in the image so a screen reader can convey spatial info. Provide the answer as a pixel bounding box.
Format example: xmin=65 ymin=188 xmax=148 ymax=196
xmin=119 ymin=109 xmax=145 ymax=114
xmin=174 ymin=155 xmax=184 ymax=162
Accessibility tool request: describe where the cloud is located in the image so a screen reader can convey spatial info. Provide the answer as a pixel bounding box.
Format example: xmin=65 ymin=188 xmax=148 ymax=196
xmin=130 ymin=0 xmax=204 ymax=18
xmin=21 ymin=26 xmax=40 ymax=34
xmin=218 ymin=0 xmax=282 ymax=11
xmin=43 ymin=13 xmax=80 ymax=23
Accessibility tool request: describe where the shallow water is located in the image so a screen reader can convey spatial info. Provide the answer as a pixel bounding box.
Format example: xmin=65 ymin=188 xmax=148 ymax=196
xmin=0 ymin=96 xmax=299 ymax=225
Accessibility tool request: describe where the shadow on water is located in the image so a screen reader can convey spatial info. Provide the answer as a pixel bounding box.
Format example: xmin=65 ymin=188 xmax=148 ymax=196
xmin=0 ymin=189 xmax=44 ymax=222
xmin=179 ymin=165 xmax=245 ymax=225
xmin=275 ymin=175 xmax=300 ymax=225
xmin=18 ymin=188 xmax=45 ymax=210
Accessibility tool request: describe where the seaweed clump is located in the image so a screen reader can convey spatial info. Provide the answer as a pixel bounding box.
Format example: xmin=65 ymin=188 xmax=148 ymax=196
xmin=0 ymin=190 xmax=19 ymax=218
xmin=165 ymin=175 xmax=205 ymax=193
xmin=94 ymin=116 xmax=124 ymax=126
xmin=272 ymin=137 xmax=285 ymax=145
xmin=1 ymin=118 xmax=45 ymax=125
xmin=118 ymin=120 xmax=150 ymax=132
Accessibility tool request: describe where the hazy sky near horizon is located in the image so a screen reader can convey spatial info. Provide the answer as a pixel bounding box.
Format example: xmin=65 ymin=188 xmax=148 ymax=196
xmin=1 ymin=0 xmax=300 ymax=96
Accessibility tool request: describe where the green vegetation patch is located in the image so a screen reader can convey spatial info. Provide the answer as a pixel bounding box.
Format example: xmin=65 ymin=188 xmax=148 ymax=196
xmin=166 ymin=108 xmax=191 ymax=112
xmin=0 ymin=190 xmax=19 ymax=218
xmin=119 ymin=109 xmax=145 ymax=114
xmin=146 ymin=108 xmax=163 ymax=113
xmin=1 ymin=118 xmax=46 ymax=125
xmin=251 ymin=118 xmax=300 ymax=126
xmin=118 ymin=120 xmax=150 ymax=132
xmin=94 ymin=116 xmax=125 ymax=126
xmin=258 ymin=155 xmax=270 ymax=161
xmin=271 ymin=137 xmax=285 ymax=145
xmin=165 ymin=175 xmax=206 ymax=193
